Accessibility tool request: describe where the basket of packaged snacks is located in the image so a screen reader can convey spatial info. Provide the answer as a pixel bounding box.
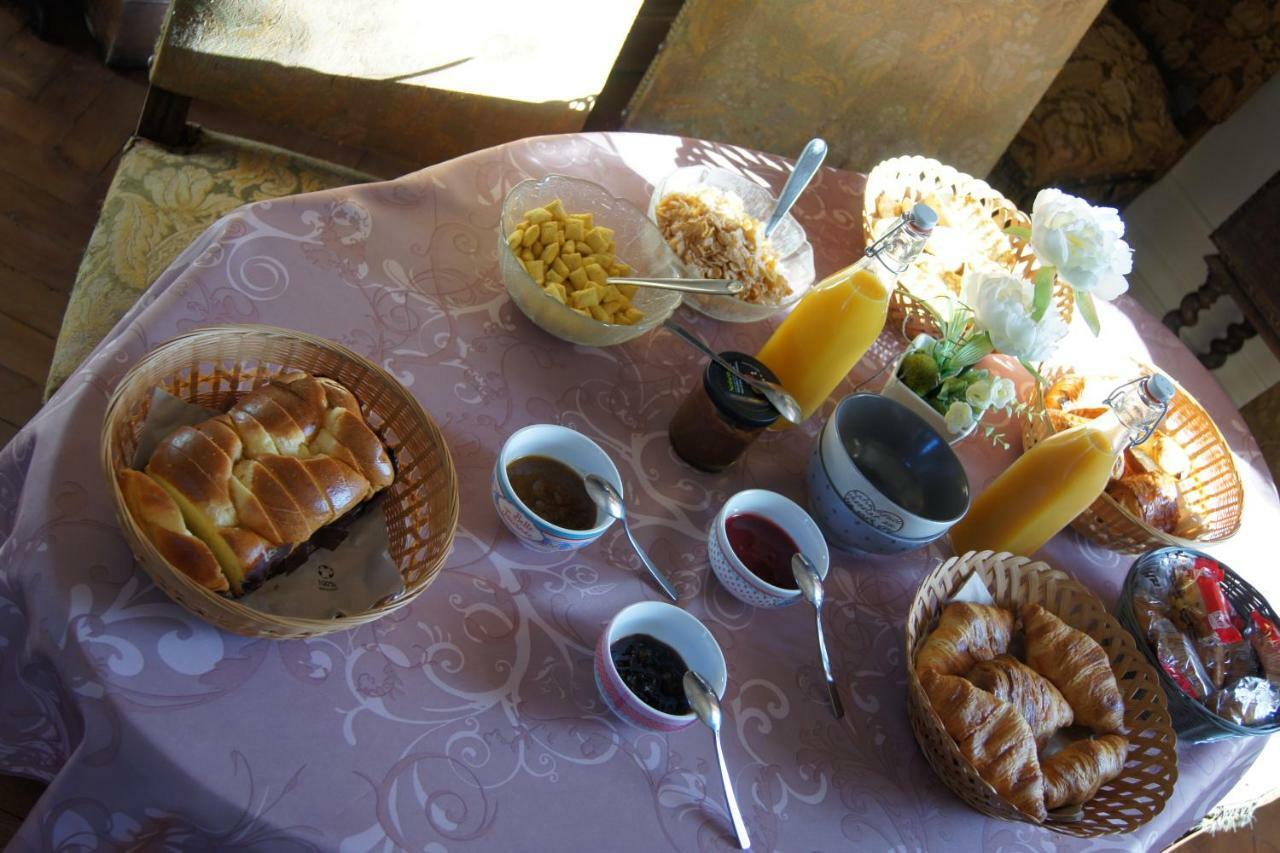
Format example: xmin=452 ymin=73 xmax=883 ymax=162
xmin=101 ymin=325 xmax=459 ymax=639
xmin=863 ymin=155 xmax=1073 ymax=339
xmin=1023 ymin=367 xmax=1243 ymax=553
xmin=1119 ymin=547 xmax=1280 ymax=743
xmin=906 ymin=550 xmax=1176 ymax=836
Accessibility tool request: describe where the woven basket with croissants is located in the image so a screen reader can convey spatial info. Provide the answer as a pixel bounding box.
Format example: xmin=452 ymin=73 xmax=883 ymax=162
xmin=1023 ymin=367 xmax=1243 ymax=553
xmin=906 ymin=551 xmax=1176 ymax=836
xmin=102 ymin=325 xmax=459 ymax=639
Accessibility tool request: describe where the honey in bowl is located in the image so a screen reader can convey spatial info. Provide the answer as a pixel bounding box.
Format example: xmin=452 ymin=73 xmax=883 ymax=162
xmin=506 ymin=455 xmax=597 ymax=531
xmin=725 ymin=512 xmax=799 ymax=589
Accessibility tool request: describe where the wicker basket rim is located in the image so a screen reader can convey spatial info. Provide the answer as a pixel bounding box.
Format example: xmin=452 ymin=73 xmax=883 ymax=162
xmin=100 ymin=323 xmax=460 ymax=632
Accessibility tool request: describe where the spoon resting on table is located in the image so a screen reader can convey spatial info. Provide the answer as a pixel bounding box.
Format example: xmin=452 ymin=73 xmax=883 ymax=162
xmin=683 ymin=670 xmax=752 ymax=850
xmin=792 ymin=552 xmax=844 ymax=719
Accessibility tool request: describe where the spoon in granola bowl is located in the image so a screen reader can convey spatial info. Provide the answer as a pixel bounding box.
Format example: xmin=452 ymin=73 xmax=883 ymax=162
xmin=763 ymin=138 xmax=828 ymax=239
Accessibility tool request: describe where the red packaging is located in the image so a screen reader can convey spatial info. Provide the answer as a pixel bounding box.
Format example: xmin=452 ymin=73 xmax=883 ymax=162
xmin=1191 ymin=557 xmax=1243 ymax=644
xmin=1251 ymin=612 xmax=1280 ymax=684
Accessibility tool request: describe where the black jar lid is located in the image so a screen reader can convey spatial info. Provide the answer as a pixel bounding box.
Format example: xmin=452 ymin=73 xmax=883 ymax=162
xmin=704 ymin=351 xmax=782 ymax=430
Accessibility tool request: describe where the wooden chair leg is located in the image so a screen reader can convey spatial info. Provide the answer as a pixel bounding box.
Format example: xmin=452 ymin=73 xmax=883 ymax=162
xmin=136 ymin=85 xmax=192 ymax=147
xmin=1164 ymin=254 xmax=1257 ymax=370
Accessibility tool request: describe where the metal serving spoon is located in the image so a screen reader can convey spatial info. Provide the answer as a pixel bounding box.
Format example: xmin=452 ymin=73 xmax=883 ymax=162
xmin=661 ymin=319 xmax=803 ymax=425
xmin=584 ymin=474 xmax=679 ymax=601
xmin=683 ymin=670 xmax=752 ymax=850
xmin=607 ymin=276 xmax=745 ymax=296
xmin=763 ymin=138 xmax=828 ymax=239
xmin=792 ymin=553 xmax=844 ymax=719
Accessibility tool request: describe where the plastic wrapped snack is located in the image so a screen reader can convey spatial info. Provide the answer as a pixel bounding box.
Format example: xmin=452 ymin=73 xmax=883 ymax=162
xmin=1148 ymin=616 xmax=1214 ymax=701
xmin=1210 ymin=676 xmax=1280 ymax=726
xmin=1170 ymin=555 xmax=1258 ymax=688
xmin=1250 ymin=612 xmax=1280 ymax=685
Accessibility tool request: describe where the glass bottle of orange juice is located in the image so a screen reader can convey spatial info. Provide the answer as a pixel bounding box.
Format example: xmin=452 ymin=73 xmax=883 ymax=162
xmin=757 ymin=203 xmax=936 ymax=421
xmin=950 ymin=375 xmax=1176 ymax=556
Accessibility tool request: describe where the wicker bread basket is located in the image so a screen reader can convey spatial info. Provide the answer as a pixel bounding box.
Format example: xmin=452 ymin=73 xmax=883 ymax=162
xmin=906 ymin=551 xmax=1177 ymax=837
xmin=863 ymin=155 xmax=1074 ymax=340
xmin=101 ymin=325 xmax=460 ymax=639
xmin=1022 ymin=367 xmax=1243 ymax=553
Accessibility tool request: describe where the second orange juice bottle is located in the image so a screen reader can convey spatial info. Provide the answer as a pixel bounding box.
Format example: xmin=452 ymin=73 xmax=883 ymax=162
xmin=757 ymin=204 xmax=935 ymax=421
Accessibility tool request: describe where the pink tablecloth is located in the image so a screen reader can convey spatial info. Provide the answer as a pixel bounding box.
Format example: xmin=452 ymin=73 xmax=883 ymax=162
xmin=2 ymin=133 xmax=1278 ymax=851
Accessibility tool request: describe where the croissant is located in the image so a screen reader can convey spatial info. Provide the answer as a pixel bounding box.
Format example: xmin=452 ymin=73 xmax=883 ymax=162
xmin=915 ymin=603 xmax=1014 ymax=677
xmin=1107 ymin=472 xmax=1180 ymax=533
xmin=1022 ymin=604 xmax=1126 ymax=734
xmin=127 ymin=374 xmax=394 ymax=595
xmin=921 ymin=670 xmax=1047 ymax=822
xmin=1041 ymin=735 xmax=1128 ymax=809
xmin=966 ymin=654 xmax=1073 ymax=747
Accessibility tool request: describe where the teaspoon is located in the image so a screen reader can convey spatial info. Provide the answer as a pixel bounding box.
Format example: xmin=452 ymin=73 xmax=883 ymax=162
xmin=763 ymin=138 xmax=828 ymax=239
xmin=791 ymin=553 xmax=844 ymax=719
xmin=607 ymin=276 xmax=744 ymax=296
xmin=584 ymin=474 xmax=679 ymax=601
xmin=661 ymin=320 xmax=803 ymax=425
xmin=683 ymin=670 xmax=751 ymax=850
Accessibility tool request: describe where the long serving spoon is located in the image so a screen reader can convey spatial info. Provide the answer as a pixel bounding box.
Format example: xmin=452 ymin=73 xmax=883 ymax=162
xmin=683 ymin=670 xmax=752 ymax=850
xmin=762 ymin=138 xmax=828 ymax=239
xmin=661 ymin=320 xmax=803 ymax=425
xmin=584 ymin=474 xmax=679 ymax=601
xmin=791 ymin=553 xmax=844 ymax=719
xmin=607 ymin=276 xmax=744 ymax=296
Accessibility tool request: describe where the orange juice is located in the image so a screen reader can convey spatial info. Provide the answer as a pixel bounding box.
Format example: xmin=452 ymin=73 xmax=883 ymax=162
xmin=757 ymin=267 xmax=890 ymax=420
xmin=950 ymin=419 xmax=1123 ymax=557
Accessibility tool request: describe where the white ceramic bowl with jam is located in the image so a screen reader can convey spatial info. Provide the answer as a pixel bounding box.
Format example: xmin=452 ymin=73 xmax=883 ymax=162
xmin=492 ymin=424 xmax=622 ymax=552
xmin=708 ymin=489 xmax=830 ymax=608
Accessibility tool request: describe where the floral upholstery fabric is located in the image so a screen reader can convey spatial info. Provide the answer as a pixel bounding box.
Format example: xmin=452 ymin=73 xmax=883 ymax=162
xmin=1113 ymin=0 xmax=1280 ymax=141
xmin=621 ymin=0 xmax=1107 ymax=177
xmin=990 ymin=8 xmax=1187 ymax=209
xmin=48 ymin=129 xmax=371 ymax=397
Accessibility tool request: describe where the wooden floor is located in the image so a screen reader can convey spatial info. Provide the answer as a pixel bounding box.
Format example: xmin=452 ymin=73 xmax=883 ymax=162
xmin=0 ymin=1 xmax=1276 ymax=849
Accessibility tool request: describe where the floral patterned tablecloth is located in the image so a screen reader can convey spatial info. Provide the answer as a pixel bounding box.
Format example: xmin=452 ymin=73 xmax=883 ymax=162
xmin=2 ymin=133 xmax=1277 ymax=852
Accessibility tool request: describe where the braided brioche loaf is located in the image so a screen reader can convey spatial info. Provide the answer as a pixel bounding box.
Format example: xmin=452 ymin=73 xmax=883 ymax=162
xmin=119 ymin=373 xmax=394 ymax=595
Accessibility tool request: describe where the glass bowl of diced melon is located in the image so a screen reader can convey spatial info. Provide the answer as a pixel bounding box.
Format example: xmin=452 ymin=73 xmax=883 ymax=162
xmin=500 ymin=175 xmax=684 ymax=347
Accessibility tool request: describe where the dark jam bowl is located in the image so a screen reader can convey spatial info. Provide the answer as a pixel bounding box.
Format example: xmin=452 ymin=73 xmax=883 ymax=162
xmin=594 ymin=601 xmax=727 ymax=732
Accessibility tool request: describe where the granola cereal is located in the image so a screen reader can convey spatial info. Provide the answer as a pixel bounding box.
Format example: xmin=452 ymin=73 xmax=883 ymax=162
xmin=655 ymin=187 xmax=791 ymax=305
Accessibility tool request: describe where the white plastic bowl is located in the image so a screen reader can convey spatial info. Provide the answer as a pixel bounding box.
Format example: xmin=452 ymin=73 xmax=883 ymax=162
xmin=500 ymin=175 xmax=683 ymax=347
xmin=648 ymin=165 xmax=816 ymax=323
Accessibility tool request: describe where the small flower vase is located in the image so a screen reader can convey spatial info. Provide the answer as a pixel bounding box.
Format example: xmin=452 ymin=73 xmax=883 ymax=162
xmin=880 ymin=334 xmax=977 ymax=446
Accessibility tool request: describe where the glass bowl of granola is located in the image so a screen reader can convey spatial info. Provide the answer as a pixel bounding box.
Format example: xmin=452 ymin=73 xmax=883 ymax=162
xmin=648 ymin=166 xmax=815 ymax=323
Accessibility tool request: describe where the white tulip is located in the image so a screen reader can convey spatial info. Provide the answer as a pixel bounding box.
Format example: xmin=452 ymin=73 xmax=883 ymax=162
xmin=1030 ymin=188 xmax=1132 ymax=300
xmin=965 ymin=378 xmax=994 ymax=410
xmin=944 ymin=401 xmax=975 ymax=435
xmin=990 ymin=376 xmax=1017 ymax=410
xmin=964 ymin=267 xmax=1068 ymax=362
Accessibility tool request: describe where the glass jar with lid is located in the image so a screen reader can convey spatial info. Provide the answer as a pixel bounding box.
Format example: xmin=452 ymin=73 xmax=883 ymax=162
xmin=668 ymin=351 xmax=780 ymax=472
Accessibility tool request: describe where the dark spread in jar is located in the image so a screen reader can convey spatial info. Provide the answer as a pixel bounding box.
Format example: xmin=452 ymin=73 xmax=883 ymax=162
xmin=506 ymin=455 xmax=596 ymax=530
xmin=668 ymin=351 xmax=780 ymax=472
xmin=610 ymin=633 xmax=691 ymax=715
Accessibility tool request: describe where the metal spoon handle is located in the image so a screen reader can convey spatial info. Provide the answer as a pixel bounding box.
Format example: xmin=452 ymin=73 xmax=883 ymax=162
xmin=764 ymin=138 xmax=827 ymax=239
xmin=608 ymin=276 xmax=744 ymax=296
xmin=813 ymin=606 xmax=844 ymax=719
xmin=662 ymin=320 xmax=767 ymax=394
xmin=623 ymin=520 xmax=679 ymax=601
xmin=713 ymin=730 xmax=751 ymax=850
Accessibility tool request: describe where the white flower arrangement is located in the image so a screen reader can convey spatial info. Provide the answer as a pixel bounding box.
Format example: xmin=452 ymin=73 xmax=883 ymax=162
xmin=965 ymin=267 xmax=1069 ymax=364
xmin=1007 ymin=188 xmax=1134 ymax=336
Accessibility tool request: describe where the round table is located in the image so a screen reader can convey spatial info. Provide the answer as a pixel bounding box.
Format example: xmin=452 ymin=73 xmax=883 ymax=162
xmin=2 ymin=133 xmax=1277 ymax=851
